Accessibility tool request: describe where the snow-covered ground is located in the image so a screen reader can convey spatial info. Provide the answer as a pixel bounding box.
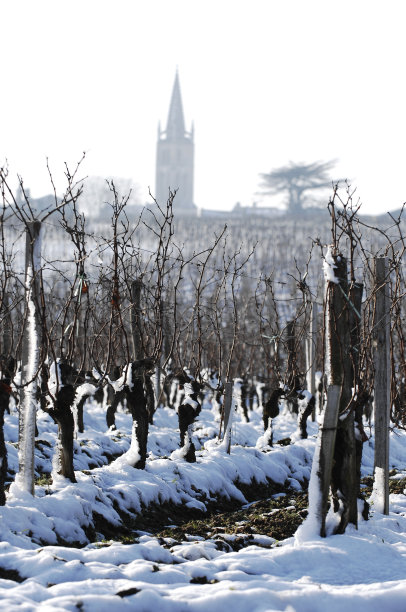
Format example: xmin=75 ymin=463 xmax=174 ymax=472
xmin=1 ymin=396 xmax=406 ymax=611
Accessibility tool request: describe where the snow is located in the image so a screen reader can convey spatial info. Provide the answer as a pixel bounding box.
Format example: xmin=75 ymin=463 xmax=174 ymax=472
xmin=47 ymin=360 xmax=63 ymax=398
xmin=72 ymin=381 xmax=98 ymax=434
xmin=182 ymin=382 xmax=200 ymax=410
xmin=323 ymin=246 xmax=339 ymax=284
xmin=108 ymin=364 xmax=133 ymax=392
xmin=371 ymin=466 xmax=387 ymax=514
xmin=1 ymin=396 xmax=406 ymax=610
xmin=115 ymin=421 xmax=141 ymax=468
xmin=296 ymin=432 xmax=323 ymax=543
xmin=256 ymin=423 xmax=273 ymax=450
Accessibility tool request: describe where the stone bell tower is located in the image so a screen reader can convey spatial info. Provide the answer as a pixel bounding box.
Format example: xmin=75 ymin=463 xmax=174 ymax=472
xmin=155 ymin=71 xmax=195 ymax=212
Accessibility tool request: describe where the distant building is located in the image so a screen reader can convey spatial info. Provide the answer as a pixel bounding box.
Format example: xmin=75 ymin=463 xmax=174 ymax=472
xmin=15 ymin=186 xmax=57 ymax=217
xmin=155 ymin=71 xmax=195 ymax=213
xmin=230 ymin=201 xmax=285 ymax=218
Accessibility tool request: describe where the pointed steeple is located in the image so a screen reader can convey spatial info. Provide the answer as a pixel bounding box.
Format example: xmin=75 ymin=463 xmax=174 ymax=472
xmin=166 ymin=70 xmax=186 ymax=140
xmin=155 ymin=70 xmax=195 ymax=212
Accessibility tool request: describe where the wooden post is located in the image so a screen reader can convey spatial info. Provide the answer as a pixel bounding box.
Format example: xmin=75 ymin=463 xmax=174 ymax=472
xmin=286 ymin=320 xmax=297 ymax=389
xmin=372 ymin=257 xmax=390 ymax=514
xmin=154 ymin=299 xmax=166 ymax=408
xmin=285 ymin=320 xmax=299 ymax=414
xmin=155 ymin=357 xmax=162 ymax=408
xmin=76 ymin=290 xmax=88 ymax=372
xmin=18 ymin=220 xmax=42 ymax=495
xmin=222 ymin=381 xmax=233 ymax=454
xmin=348 ymin=282 xmax=364 ymax=499
xmin=348 ymin=283 xmax=363 ymax=380
xmin=2 ymin=291 xmax=12 ymax=357
xmin=0 ymin=292 xmax=13 ymax=505
xmin=131 ymin=279 xmax=143 ymax=360
xmin=306 ymin=302 xmax=317 ymax=419
xmin=307 ymin=303 xmax=316 ymax=391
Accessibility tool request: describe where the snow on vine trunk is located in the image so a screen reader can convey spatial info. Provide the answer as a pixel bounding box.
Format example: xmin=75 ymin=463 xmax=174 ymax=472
xmin=71 ymin=381 xmax=97 ymax=436
xmin=298 ymin=249 xmax=350 ymax=538
xmin=16 ymin=220 xmax=42 ymax=495
xmin=16 ymin=292 xmax=39 ymax=495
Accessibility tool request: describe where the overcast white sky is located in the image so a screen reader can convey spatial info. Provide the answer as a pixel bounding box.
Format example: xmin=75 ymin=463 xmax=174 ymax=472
xmin=0 ymin=0 xmax=405 ymax=214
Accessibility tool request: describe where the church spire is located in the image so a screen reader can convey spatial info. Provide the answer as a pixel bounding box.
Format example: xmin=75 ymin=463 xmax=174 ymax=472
xmin=165 ymin=70 xmax=186 ymax=140
xmin=155 ymin=70 xmax=195 ymax=212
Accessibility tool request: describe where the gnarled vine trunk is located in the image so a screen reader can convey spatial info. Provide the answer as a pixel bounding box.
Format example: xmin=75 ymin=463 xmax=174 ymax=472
xmin=124 ymin=363 xmax=153 ymax=470
xmin=51 ymin=384 xmax=76 ymax=482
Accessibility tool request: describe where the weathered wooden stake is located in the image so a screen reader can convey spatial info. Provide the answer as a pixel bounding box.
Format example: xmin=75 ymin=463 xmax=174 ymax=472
xmin=372 ymin=256 xmax=390 ymax=514
xmin=348 ymin=282 xmax=364 ymax=497
xmin=76 ymin=293 xmax=88 ymax=372
xmin=131 ymin=279 xmax=143 ymax=360
xmin=0 ymin=291 xmax=12 ymax=505
xmin=75 ymin=286 xmax=88 ymax=434
xmin=306 ymin=301 xmax=317 ymax=419
xmin=286 ymin=320 xmax=297 ymax=389
xmin=155 ymin=357 xmax=162 ymax=408
xmin=348 ymin=283 xmax=363 ymax=380
xmin=222 ymin=381 xmax=233 ymax=454
xmin=2 ymin=291 xmax=12 ymax=357
xmin=154 ymin=300 xmax=166 ymax=408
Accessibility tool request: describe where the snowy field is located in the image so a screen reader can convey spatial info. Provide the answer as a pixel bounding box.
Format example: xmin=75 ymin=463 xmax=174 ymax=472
xmin=1 ymin=397 xmax=406 ymax=611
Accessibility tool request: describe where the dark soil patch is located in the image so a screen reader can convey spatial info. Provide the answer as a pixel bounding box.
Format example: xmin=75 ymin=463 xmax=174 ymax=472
xmin=0 ymin=567 xmax=25 ymax=582
xmin=388 ymin=476 xmax=406 ymax=495
xmin=276 ymin=437 xmax=291 ymax=446
xmin=157 ymin=491 xmax=308 ymax=546
xmin=190 ymin=576 xmax=219 ymax=584
xmin=87 ymin=477 xmax=308 ymax=548
xmin=361 ymin=472 xmax=406 ymax=497
xmin=109 ymin=477 xmax=294 ymax=538
xmin=117 ymin=587 xmax=141 ymax=598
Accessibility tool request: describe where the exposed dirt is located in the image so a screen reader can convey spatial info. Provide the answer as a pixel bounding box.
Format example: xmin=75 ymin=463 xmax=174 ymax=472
xmin=87 ymin=476 xmax=309 ymax=550
xmin=0 ymin=567 xmax=25 ymax=583
xmin=360 ymin=471 xmax=406 ymax=497
xmin=92 ymin=473 xmax=406 ymax=550
xmin=28 ymin=448 xmax=406 ymax=553
xmin=156 ymin=491 xmax=308 ymax=547
xmin=389 ymin=477 xmax=406 ymax=494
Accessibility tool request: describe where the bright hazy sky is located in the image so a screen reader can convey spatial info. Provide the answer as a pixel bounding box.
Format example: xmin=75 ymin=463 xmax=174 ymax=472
xmin=0 ymin=0 xmax=405 ymax=214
